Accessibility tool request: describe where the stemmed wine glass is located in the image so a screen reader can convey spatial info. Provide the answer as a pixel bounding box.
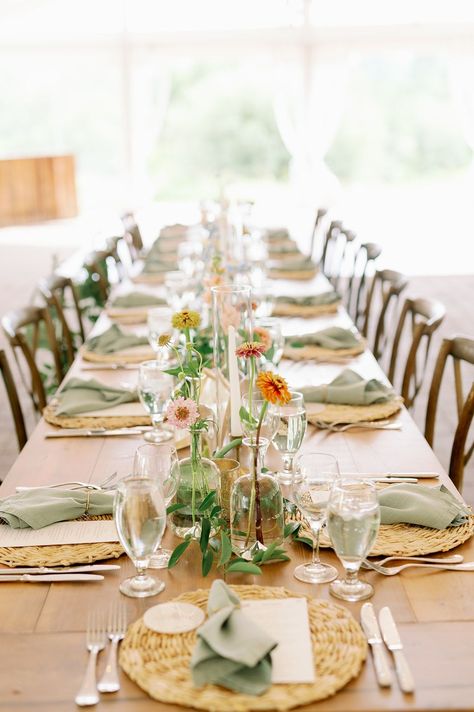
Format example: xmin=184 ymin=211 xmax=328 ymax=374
xmin=291 ymin=452 xmax=340 ymax=584
xmin=255 ymin=316 xmax=285 ymax=367
xmin=147 ymin=307 xmax=175 ymax=364
xmin=138 ymin=361 xmax=174 ymax=443
xmin=114 ymin=477 xmax=167 ymax=598
xmin=133 ymin=443 xmax=180 ymax=569
xmin=272 ymin=391 xmax=307 ymax=484
xmin=327 ymin=479 xmax=380 ymax=601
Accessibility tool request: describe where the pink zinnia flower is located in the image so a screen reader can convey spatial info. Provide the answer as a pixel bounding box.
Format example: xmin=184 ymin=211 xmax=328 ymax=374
xmin=166 ymin=397 xmax=199 ymax=429
xmin=235 ymin=341 xmax=266 ymax=359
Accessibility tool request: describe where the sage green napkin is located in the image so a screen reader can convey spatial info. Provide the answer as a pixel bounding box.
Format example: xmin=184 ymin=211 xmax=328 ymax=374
xmin=0 ymin=488 xmax=114 ymax=529
xmin=266 ymin=228 xmax=289 ymax=241
xmin=379 ymin=484 xmax=470 ymax=529
xmin=191 ymin=580 xmax=277 ymax=695
xmin=269 ymin=244 xmax=300 ymax=254
xmin=111 ymin=292 xmax=166 ymax=309
xmin=143 ymin=258 xmax=177 ymax=274
xmin=286 ymin=326 xmax=360 ymax=350
xmin=272 ymin=259 xmax=316 ymax=272
xmin=301 ymin=369 xmax=395 ymax=405
xmin=55 ymin=378 xmax=138 ymax=416
xmin=275 ymin=291 xmax=339 ymax=307
xmin=85 ymin=324 xmax=149 ymax=354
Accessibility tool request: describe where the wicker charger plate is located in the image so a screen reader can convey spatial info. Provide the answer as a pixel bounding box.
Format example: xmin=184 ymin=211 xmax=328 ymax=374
xmin=81 ymin=345 xmax=155 ymax=364
xmin=0 ymin=516 xmax=123 ymax=568
xmin=132 ymin=272 xmax=166 ymax=285
xmin=105 ymin=308 xmax=149 ymax=325
xmin=43 ymin=403 xmax=151 ymax=430
xmin=307 ymin=397 xmax=403 ymax=425
xmin=283 ymin=341 xmax=365 ymax=362
xmin=119 ymin=584 xmax=366 ymax=712
xmin=290 ymin=508 xmax=474 ymax=557
xmin=272 ymin=301 xmax=340 ymax=318
xmin=268 ymin=269 xmax=317 ymax=281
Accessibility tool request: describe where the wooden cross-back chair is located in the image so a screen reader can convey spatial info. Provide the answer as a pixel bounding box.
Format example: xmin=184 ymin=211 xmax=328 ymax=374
xmin=0 ymin=349 xmax=27 ymax=451
xmin=387 ymin=297 xmax=446 ymax=410
xmin=425 ymin=336 xmax=474 ymax=491
xmin=309 ymin=207 xmax=328 ymax=260
xmin=38 ymin=274 xmax=86 ymax=369
xmin=321 ymin=223 xmax=357 ymax=290
xmin=121 ymin=212 xmax=144 ymax=261
xmin=1 ymin=306 xmax=63 ymax=412
xmin=346 ymin=242 xmax=383 ymax=329
xmin=363 ymin=269 xmax=409 ymax=360
xmin=82 ymin=246 xmax=121 ymax=304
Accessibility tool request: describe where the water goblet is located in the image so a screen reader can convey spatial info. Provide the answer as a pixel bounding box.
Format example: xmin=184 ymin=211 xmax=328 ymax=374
xmin=255 ymin=316 xmax=285 ymax=367
xmin=138 ymin=361 xmax=174 ymax=443
xmin=114 ymin=477 xmax=167 ymax=598
xmin=133 ymin=443 xmax=180 ymax=569
xmin=241 ymin=390 xmax=280 ymax=444
xmin=147 ymin=307 xmax=175 ymax=364
xmin=327 ymin=479 xmax=380 ymax=601
xmin=291 ymin=453 xmax=340 ymax=584
xmin=164 ymin=270 xmax=195 ymax=311
xmin=273 ymin=391 xmax=307 ymax=484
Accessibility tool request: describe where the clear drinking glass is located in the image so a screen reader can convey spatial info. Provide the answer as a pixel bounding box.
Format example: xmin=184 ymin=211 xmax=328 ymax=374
xmin=291 ymin=453 xmax=340 ymax=584
xmin=164 ymin=270 xmax=195 ymax=311
xmin=327 ymin=480 xmax=380 ymax=602
xmin=133 ymin=443 xmax=180 ymax=569
xmin=273 ymin=391 xmax=307 ymax=484
xmin=114 ymin=477 xmax=167 ymax=598
xmin=138 ymin=361 xmax=174 ymax=443
xmin=147 ymin=307 xmax=175 ymax=364
xmin=255 ymin=316 xmax=285 ymax=367
xmin=241 ymin=390 xmax=280 ymax=443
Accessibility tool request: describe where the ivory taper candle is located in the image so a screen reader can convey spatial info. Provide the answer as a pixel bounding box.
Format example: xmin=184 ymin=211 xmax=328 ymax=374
xmin=227 ymin=325 xmax=243 ymax=437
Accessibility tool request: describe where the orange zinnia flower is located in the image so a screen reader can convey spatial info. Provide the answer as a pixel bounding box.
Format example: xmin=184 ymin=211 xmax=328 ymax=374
xmin=235 ymin=341 xmax=266 ymax=359
xmin=256 ymin=371 xmax=291 ymax=405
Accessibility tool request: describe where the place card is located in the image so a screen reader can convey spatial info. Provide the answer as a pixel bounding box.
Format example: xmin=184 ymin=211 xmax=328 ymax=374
xmin=242 ymin=598 xmax=315 ymax=684
xmin=0 ymin=520 xmax=119 ymax=548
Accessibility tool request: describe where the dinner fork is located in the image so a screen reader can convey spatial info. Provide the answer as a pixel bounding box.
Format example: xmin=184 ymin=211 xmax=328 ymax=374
xmin=16 ymin=471 xmax=118 ymax=493
xmin=361 ymin=554 xmax=463 ymax=570
xmin=314 ymin=420 xmax=401 ymax=432
xmin=97 ymin=603 xmax=127 ymax=693
xmin=75 ymin=611 xmax=106 ymax=706
xmin=362 ymin=560 xmax=474 ymax=576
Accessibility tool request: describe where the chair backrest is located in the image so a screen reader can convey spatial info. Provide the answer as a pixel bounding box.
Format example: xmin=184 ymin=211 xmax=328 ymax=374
xmin=1 ymin=306 xmax=63 ymax=411
xmin=346 ymin=242 xmax=382 ymax=328
xmin=83 ymin=250 xmax=113 ymax=303
xmin=309 ymin=207 xmax=328 ymax=259
xmin=425 ymin=336 xmax=474 ymax=491
xmin=121 ymin=213 xmax=144 ymax=256
xmin=320 ymin=219 xmax=343 ymax=270
xmin=321 ymin=222 xmax=357 ymax=289
xmin=364 ymin=269 xmax=409 ymax=359
xmin=388 ymin=297 xmax=446 ymax=409
xmin=38 ymin=274 xmax=86 ymax=368
xmin=0 ymin=349 xmax=27 ymax=451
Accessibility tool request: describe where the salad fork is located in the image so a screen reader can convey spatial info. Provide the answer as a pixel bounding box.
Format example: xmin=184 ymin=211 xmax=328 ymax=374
xmin=363 ymin=559 xmax=474 ymax=576
xmin=75 ymin=611 xmax=106 ymax=706
xmin=97 ymin=603 xmax=127 ymax=693
xmin=361 ymin=554 xmax=463 ymax=570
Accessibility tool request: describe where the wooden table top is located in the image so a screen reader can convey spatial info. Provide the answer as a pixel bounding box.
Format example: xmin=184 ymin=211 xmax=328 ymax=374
xmin=1 ymin=273 xmax=473 ymax=712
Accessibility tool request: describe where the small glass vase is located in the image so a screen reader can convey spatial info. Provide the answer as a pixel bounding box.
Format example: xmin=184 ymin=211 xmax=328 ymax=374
xmin=171 ymin=427 xmax=220 ymax=539
xmin=230 ymin=436 xmax=284 ymax=556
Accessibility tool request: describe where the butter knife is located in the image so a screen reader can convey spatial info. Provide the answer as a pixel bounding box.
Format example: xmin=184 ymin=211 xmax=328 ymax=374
xmin=45 ymin=427 xmax=152 ymax=438
xmin=379 ymin=606 xmax=415 ymax=693
xmin=0 ymin=565 xmax=120 ymax=575
xmin=0 ymin=573 xmax=104 ymax=583
xmin=360 ymin=603 xmax=392 ymax=687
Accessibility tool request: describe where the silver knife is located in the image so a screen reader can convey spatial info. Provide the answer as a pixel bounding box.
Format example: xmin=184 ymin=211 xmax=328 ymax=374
xmin=379 ymin=606 xmax=415 ymax=693
xmin=45 ymin=427 xmax=152 ymax=438
xmin=0 ymin=573 xmax=105 ymax=582
xmin=81 ymin=364 xmax=139 ymax=371
xmin=343 ymin=472 xmax=439 ymax=480
xmin=0 ymin=565 xmax=120 ymax=575
xmin=360 ymin=603 xmax=392 ymax=687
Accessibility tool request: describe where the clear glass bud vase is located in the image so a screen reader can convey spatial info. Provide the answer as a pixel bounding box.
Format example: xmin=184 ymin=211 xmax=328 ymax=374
xmin=171 ymin=427 xmax=219 ymax=539
xmin=230 ymin=436 xmax=284 ymax=556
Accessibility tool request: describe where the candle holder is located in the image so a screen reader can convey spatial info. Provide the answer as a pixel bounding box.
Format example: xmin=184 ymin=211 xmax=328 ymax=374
xmin=211 ymin=284 xmax=253 ymax=446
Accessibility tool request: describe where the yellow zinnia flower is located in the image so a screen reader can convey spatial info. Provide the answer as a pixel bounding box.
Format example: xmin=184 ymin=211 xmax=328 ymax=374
xmin=172 ymin=310 xmax=201 ymax=330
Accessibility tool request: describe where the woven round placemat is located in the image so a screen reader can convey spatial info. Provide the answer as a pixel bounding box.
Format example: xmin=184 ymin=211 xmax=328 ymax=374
xmin=268 ymin=269 xmax=317 ymax=281
xmin=119 ymin=584 xmax=366 ymax=712
xmin=307 ymin=397 xmax=403 ymax=425
xmin=290 ymin=509 xmax=474 ymax=556
xmin=272 ymin=301 xmax=340 ymax=318
xmin=106 ymin=308 xmax=149 ymax=325
xmin=43 ymin=404 xmax=151 ymax=430
xmin=284 ymin=341 xmax=365 ymax=362
xmin=132 ymin=272 xmax=166 ymax=284
xmin=81 ymin=345 xmax=155 ymax=363
xmin=0 ymin=516 xmax=123 ymax=568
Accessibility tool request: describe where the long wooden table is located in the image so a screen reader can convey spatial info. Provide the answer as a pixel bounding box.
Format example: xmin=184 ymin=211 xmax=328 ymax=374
xmin=1 ymin=272 xmax=473 ymax=712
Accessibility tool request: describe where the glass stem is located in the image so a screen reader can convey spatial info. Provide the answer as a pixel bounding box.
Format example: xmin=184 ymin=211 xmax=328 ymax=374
xmin=151 ymin=414 xmax=162 ymax=433
xmin=344 ymin=567 xmax=360 ymax=586
xmin=282 ymin=452 xmax=294 ymax=475
xmin=311 ymin=525 xmax=321 ymax=567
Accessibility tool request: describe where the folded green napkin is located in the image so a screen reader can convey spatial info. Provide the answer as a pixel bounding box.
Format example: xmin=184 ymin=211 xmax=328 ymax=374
xmin=301 ymin=369 xmax=395 ymax=405
xmin=275 ymin=291 xmax=340 ymax=307
xmin=286 ymin=326 xmax=360 ymax=350
xmin=111 ymin=292 xmax=166 ymax=309
xmin=269 ymin=244 xmax=300 ymax=254
xmin=266 ymin=228 xmax=289 ymax=241
xmin=0 ymin=488 xmax=114 ymax=529
xmin=272 ymin=259 xmax=316 ymax=272
xmin=55 ymin=378 xmax=138 ymax=416
xmin=379 ymin=484 xmax=470 ymax=529
xmin=143 ymin=259 xmax=177 ymax=274
xmin=85 ymin=324 xmax=149 ymax=354
xmin=191 ymin=580 xmax=277 ymax=695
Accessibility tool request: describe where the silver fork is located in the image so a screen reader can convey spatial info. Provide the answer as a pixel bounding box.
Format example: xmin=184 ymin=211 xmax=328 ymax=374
xmin=314 ymin=420 xmax=401 ymax=432
xmin=361 ymin=554 xmax=463 ymax=570
xmin=75 ymin=611 xmax=106 ymax=706
xmin=362 ymin=559 xmax=474 ymax=576
xmin=16 ymin=471 xmax=118 ymax=493
xmin=97 ymin=603 xmax=127 ymax=693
